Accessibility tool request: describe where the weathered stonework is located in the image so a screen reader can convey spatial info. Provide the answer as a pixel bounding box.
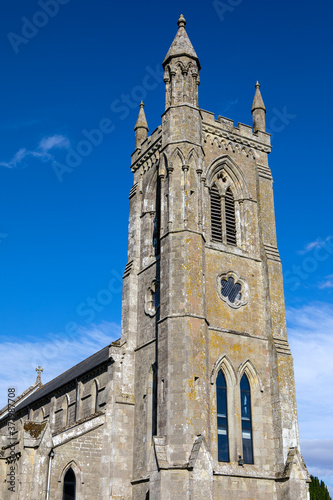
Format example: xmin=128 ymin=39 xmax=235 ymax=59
xmin=0 ymin=15 xmax=309 ymax=499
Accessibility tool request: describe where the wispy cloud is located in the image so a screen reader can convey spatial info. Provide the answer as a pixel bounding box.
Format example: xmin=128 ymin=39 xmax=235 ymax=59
xmin=0 ymin=321 xmax=120 ymax=410
xmin=223 ymin=98 xmax=239 ymax=113
xmin=287 ymin=302 xmax=333 ymax=440
xmin=319 ymin=275 xmax=333 ymax=289
xmin=38 ymin=134 xmax=70 ymax=152
xmin=0 ymin=118 xmax=42 ymax=132
xmin=298 ymin=236 xmax=333 ymax=255
xmin=0 ymin=134 xmax=70 ymax=169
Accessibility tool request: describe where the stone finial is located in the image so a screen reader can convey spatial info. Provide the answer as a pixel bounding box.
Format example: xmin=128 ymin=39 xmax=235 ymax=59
xmin=177 ymin=14 xmax=186 ymax=29
xmin=134 ymin=101 xmax=149 ymax=150
xmin=251 ymin=81 xmax=266 ymax=133
xmin=36 ymin=366 xmax=43 ymax=384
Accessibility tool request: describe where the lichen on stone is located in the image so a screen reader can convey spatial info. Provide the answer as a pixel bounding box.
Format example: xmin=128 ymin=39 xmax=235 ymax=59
xmin=23 ymin=421 xmax=46 ymax=439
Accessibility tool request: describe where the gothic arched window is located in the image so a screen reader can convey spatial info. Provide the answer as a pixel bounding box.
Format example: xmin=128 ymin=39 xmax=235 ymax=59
xmin=63 ymin=467 xmax=76 ymax=500
xmin=225 ymin=187 xmax=237 ymax=246
xmin=210 ymin=183 xmax=222 ymax=242
xmin=216 ymin=370 xmax=229 ymax=462
xmin=240 ymin=374 xmax=254 ymax=464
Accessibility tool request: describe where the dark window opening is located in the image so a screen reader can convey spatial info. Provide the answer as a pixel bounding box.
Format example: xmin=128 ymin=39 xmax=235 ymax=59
xmin=240 ymin=374 xmax=254 ymax=464
xmin=225 ymin=188 xmax=237 ymax=246
xmin=221 ymin=277 xmax=242 ymax=303
xmin=216 ymin=370 xmax=229 ymax=462
xmin=211 ymin=184 xmax=222 ymax=242
xmin=63 ymin=467 xmax=76 ymax=500
xmin=153 ymin=177 xmax=161 ymax=256
xmin=152 ymin=367 xmax=157 ymax=436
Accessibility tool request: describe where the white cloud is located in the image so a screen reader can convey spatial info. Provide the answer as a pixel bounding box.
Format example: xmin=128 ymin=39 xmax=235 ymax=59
xmin=39 ymin=134 xmax=70 ymax=152
xmin=319 ymin=275 xmax=333 ymax=289
xmin=298 ymin=236 xmax=333 ymax=255
xmin=0 ymin=134 xmax=70 ymax=169
xmin=0 ymin=321 xmax=120 ymax=411
xmin=287 ymin=303 xmax=333 ymax=440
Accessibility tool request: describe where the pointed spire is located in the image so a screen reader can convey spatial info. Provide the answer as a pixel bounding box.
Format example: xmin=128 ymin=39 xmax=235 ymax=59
xmin=251 ymin=81 xmax=266 ymax=112
xmin=135 ymin=101 xmax=149 ymax=131
xmin=163 ymin=15 xmax=201 ymax=70
xmin=134 ymin=101 xmax=148 ymax=150
xmin=251 ymin=81 xmax=266 ymax=133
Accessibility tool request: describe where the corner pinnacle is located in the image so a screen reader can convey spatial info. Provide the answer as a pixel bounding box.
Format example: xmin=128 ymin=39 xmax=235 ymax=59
xmin=251 ymin=81 xmax=266 ymax=112
xmin=135 ymin=101 xmax=148 ymax=131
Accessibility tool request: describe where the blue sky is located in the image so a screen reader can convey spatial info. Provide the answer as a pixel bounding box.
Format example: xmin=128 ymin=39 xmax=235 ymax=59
xmin=0 ymin=0 xmax=332 ymax=492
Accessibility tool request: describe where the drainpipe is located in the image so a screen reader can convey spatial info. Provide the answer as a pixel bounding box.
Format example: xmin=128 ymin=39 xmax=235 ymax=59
xmin=46 ymin=449 xmax=55 ymax=500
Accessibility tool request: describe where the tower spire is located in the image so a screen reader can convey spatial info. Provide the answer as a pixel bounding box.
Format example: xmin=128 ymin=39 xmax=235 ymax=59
xmin=162 ymin=15 xmax=201 ymax=109
xmin=251 ymin=81 xmax=266 ymax=133
xmin=134 ymin=101 xmax=148 ymax=150
xmin=163 ymin=15 xmax=200 ymax=69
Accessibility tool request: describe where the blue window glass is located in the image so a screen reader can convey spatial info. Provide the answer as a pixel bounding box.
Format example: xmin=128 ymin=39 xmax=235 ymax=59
xmin=240 ymin=374 xmax=254 ymax=464
xmin=216 ymin=370 xmax=229 ymax=462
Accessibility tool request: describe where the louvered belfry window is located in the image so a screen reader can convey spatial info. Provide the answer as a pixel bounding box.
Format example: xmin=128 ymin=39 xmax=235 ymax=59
xmin=225 ymin=188 xmax=237 ymax=246
xmin=210 ymin=184 xmax=222 ymax=242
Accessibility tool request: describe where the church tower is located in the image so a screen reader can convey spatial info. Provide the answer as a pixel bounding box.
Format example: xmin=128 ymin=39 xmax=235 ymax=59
xmin=120 ymin=15 xmax=309 ymax=499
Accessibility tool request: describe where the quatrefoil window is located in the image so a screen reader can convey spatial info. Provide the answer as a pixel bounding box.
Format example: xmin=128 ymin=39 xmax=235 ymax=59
xmin=221 ymin=277 xmax=242 ymax=303
xmin=217 ymin=271 xmax=249 ymax=309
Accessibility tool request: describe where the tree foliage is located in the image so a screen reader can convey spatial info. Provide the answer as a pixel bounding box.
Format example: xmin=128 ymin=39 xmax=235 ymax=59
xmin=309 ymin=475 xmax=332 ymax=500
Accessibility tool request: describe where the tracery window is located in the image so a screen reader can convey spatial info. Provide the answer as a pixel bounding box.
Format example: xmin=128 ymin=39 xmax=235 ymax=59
xmin=216 ymin=370 xmax=229 ymax=462
xmin=240 ymin=374 xmax=254 ymax=464
xmin=63 ymin=467 xmax=76 ymax=500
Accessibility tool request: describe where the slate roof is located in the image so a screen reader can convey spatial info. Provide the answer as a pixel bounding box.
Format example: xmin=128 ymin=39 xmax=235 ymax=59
xmin=6 ymin=345 xmax=112 ymax=418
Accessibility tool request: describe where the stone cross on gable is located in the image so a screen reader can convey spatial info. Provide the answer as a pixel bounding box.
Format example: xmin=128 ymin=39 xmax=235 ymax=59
xmin=36 ymin=366 xmax=43 ymax=384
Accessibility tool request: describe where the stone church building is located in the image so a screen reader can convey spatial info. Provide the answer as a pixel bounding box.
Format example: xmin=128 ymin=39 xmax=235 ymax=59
xmin=0 ymin=15 xmax=310 ymax=500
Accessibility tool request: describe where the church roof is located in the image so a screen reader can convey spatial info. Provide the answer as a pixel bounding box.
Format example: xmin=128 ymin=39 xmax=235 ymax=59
xmin=0 ymin=380 xmax=42 ymax=420
xmin=163 ymin=15 xmax=200 ymax=69
xmin=7 ymin=345 xmax=111 ymax=417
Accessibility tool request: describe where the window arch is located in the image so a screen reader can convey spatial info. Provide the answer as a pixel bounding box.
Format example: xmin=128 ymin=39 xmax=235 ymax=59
xmin=210 ymin=183 xmax=222 ymax=242
xmin=63 ymin=467 xmax=76 ymax=500
xmin=225 ymin=187 xmax=236 ymax=246
xmin=216 ymin=370 xmax=229 ymax=462
xmin=240 ymin=373 xmax=253 ymax=464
